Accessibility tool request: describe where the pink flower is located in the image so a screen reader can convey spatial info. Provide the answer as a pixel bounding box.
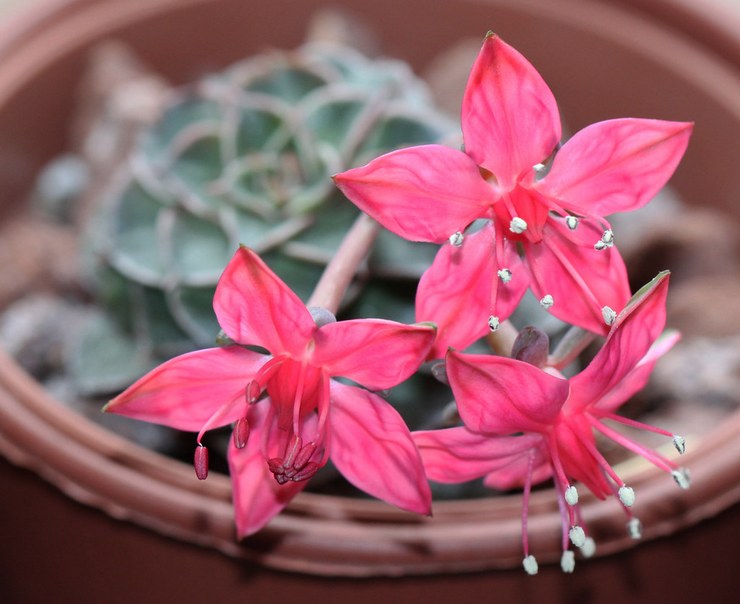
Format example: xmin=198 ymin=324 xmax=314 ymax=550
xmin=106 ymin=247 xmax=436 ymax=536
xmin=334 ymin=34 xmax=692 ymax=358
xmin=413 ymin=272 xmax=688 ymax=573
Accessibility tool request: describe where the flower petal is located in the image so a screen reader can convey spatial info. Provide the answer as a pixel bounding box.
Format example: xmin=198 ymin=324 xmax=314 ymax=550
xmin=104 ymin=346 xmax=266 ymax=431
xmin=328 ymin=381 xmax=432 ymax=515
xmin=229 ymin=404 xmax=307 ymax=537
xmin=333 ymin=145 xmax=494 ymax=243
xmin=462 ymin=34 xmax=561 ymax=186
xmin=213 ymin=247 xmax=315 ymax=356
xmin=525 ymin=217 xmax=630 ymax=334
xmin=539 ymin=118 xmax=692 ymax=215
xmin=569 ymin=272 xmax=671 ymax=410
xmin=415 ymin=222 xmax=527 ymax=359
xmin=447 ymin=350 xmax=570 ymax=435
xmin=313 ymin=319 xmax=435 ymax=390
xmin=413 ymin=426 xmax=544 ymax=484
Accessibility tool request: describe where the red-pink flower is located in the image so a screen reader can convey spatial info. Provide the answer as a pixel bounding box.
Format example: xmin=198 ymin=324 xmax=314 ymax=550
xmin=106 ymin=247 xmax=436 ymax=536
xmin=334 ymin=34 xmax=692 ymax=358
xmin=413 ymin=272 xmax=688 ymax=573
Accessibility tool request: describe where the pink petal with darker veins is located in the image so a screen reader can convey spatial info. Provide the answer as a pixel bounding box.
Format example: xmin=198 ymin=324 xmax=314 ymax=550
xmin=333 ymin=145 xmax=494 ymax=243
xmin=462 ymin=34 xmax=561 ymax=187
xmin=104 ymin=346 xmax=266 ymax=431
xmin=313 ymin=319 xmax=435 ymax=391
xmin=213 ymin=247 xmax=315 ymax=357
xmin=329 ymin=381 xmax=431 ymax=515
xmin=447 ymin=350 xmax=570 ymax=435
xmin=538 ymin=119 xmax=692 ymax=216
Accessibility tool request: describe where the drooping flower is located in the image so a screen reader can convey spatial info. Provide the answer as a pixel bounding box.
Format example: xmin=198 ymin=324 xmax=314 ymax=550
xmin=334 ymin=33 xmax=692 ymax=358
xmin=413 ymin=272 xmax=688 ymax=573
xmin=106 ymin=246 xmax=436 ymax=536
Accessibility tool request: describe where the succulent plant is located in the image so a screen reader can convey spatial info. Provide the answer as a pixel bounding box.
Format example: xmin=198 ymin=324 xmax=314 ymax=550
xmin=74 ymin=41 xmax=455 ymax=394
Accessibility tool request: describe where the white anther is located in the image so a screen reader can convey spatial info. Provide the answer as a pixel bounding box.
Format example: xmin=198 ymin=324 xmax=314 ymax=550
xmin=602 ymin=306 xmax=617 ymax=326
xmin=569 ymin=526 xmax=586 ymax=548
xmin=673 ymin=435 xmax=686 ymax=455
xmin=522 ymin=555 xmax=539 ymax=575
xmin=539 ymin=294 xmax=554 ymax=310
xmin=627 ymin=517 xmax=643 ymax=540
xmin=672 ymin=468 xmax=691 ymax=490
xmin=566 ymin=216 xmax=579 ymax=230
xmin=594 ymin=229 xmax=614 ymax=250
xmin=488 ymin=315 xmax=500 ymax=332
xmin=580 ymin=537 xmax=596 ymax=558
xmin=497 ymin=268 xmax=512 ymax=283
xmin=565 ymin=485 xmax=579 ymax=506
xmin=561 ymin=550 xmax=576 ymax=574
xmin=510 ymin=217 xmax=528 ymax=234
xmin=533 ymin=163 xmax=546 ymax=174
xmin=449 ymin=231 xmax=464 ymax=247
xmin=618 ymin=485 xmax=635 ymax=507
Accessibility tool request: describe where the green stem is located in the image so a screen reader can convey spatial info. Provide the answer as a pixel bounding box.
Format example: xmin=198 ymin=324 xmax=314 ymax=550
xmin=307 ymin=213 xmax=380 ymax=314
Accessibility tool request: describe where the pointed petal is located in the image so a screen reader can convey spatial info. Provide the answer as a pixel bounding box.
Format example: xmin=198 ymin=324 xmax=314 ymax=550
xmin=555 ymin=417 xmax=611 ymax=498
xmin=570 ymin=273 xmax=672 ymax=409
xmin=446 ymin=350 xmax=570 ymax=435
xmin=105 ymin=346 xmax=266 ymax=431
xmin=415 ymin=222 xmax=527 ymax=359
xmin=313 ymin=320 xmax=435 ymax=390
xmin=229 ymin=404 xmax=307 ymax=537
xmin=413 ymin=426 xmax=544 ymax=484
xmin=594 ymin=330 xmax=681 ymax=413
xmin=328 ymin=382 xmax=432 ymax=515
xmin=333 ymin=145 xmax=494 ymax=243
xmin=462 ymin=34 xmax=561 ymax=186
xmin=525 ymin=217 xmax=630 ymax=334
xmin=539 ymin=119 xmax=692 ymax=215
xmin=213 ymin=247 xmax=315 ymax=356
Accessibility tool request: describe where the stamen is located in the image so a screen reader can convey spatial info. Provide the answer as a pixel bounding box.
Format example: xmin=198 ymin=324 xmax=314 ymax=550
xmin=245 ymin=380 xmax=261 ymax=404
xmin=566 ymin=216 xmax=579 ymax=230
xmin=539 ymin=294 xmax=554 ymax=310
xmin=601 ymin=306 xmax=617 ymax=326
xmin=569 ymin=526 xmax=586 ymax=548
xmin=590 ymin=417 xmax=677 ymax=474
xmin=594 ymin=229 xmax=614 ymax=250
xmin=522 ymin=555 xmax=538 ymax=576
xmin=510 ymin=217 xmax=528 ymax=234
xmin=618 ymin=485 xmax=635 ymax=507
xmin=673 ymin=435 xmax=686 ymax=455
xmin=627 ymin=517 xmax=643 ymax=540
xmin=449 ymin=231 xmax=464 ymax=247
xmin=497 ymin=268 xmax=512 ymax=283
xmin=561 ymin=550 xmax=576 ymax=573
xmin=533 ymin=163 xmax=546 ymax=174
xmin=233 ymin=417 xmax=249 ymax=449
xmin=488 ymin=315 xmax=500 ymax=332
xmin=194 ymin=445 xmax=209 ymax=480
xmin=565 ymin=485 xmax=579 ymax=506
xmin=672 ymin=468 xmax=691 ymax=489
xmin=268 ymin=435 xmax=321 ymax=484
xmin=580 ymin=537 xmax=596 ymax=558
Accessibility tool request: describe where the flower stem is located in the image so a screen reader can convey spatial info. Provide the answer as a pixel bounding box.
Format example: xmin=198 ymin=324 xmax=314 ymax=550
xmin=307 ymin=213 xmax=380 ymax=314
xmin=485 ymin=320 xmax=520 ymax=357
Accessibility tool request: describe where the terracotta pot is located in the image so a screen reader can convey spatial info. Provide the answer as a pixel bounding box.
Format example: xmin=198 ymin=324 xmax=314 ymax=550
xmin=1 ymin=0 xmax=739 ymax=587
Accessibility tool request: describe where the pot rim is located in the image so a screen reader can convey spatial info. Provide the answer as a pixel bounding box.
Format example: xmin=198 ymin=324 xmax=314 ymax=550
xmin=0 ymin=0 xmax=739 ymax=577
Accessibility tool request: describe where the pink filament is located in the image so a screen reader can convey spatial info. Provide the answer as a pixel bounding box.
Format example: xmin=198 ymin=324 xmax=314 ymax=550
xmin=589 ymin=416 xmax=676 ymax=473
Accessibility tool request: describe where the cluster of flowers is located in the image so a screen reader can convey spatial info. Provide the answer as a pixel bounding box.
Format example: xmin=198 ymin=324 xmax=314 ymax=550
xmin=106 ymin=34 xmax=693 ymax=574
